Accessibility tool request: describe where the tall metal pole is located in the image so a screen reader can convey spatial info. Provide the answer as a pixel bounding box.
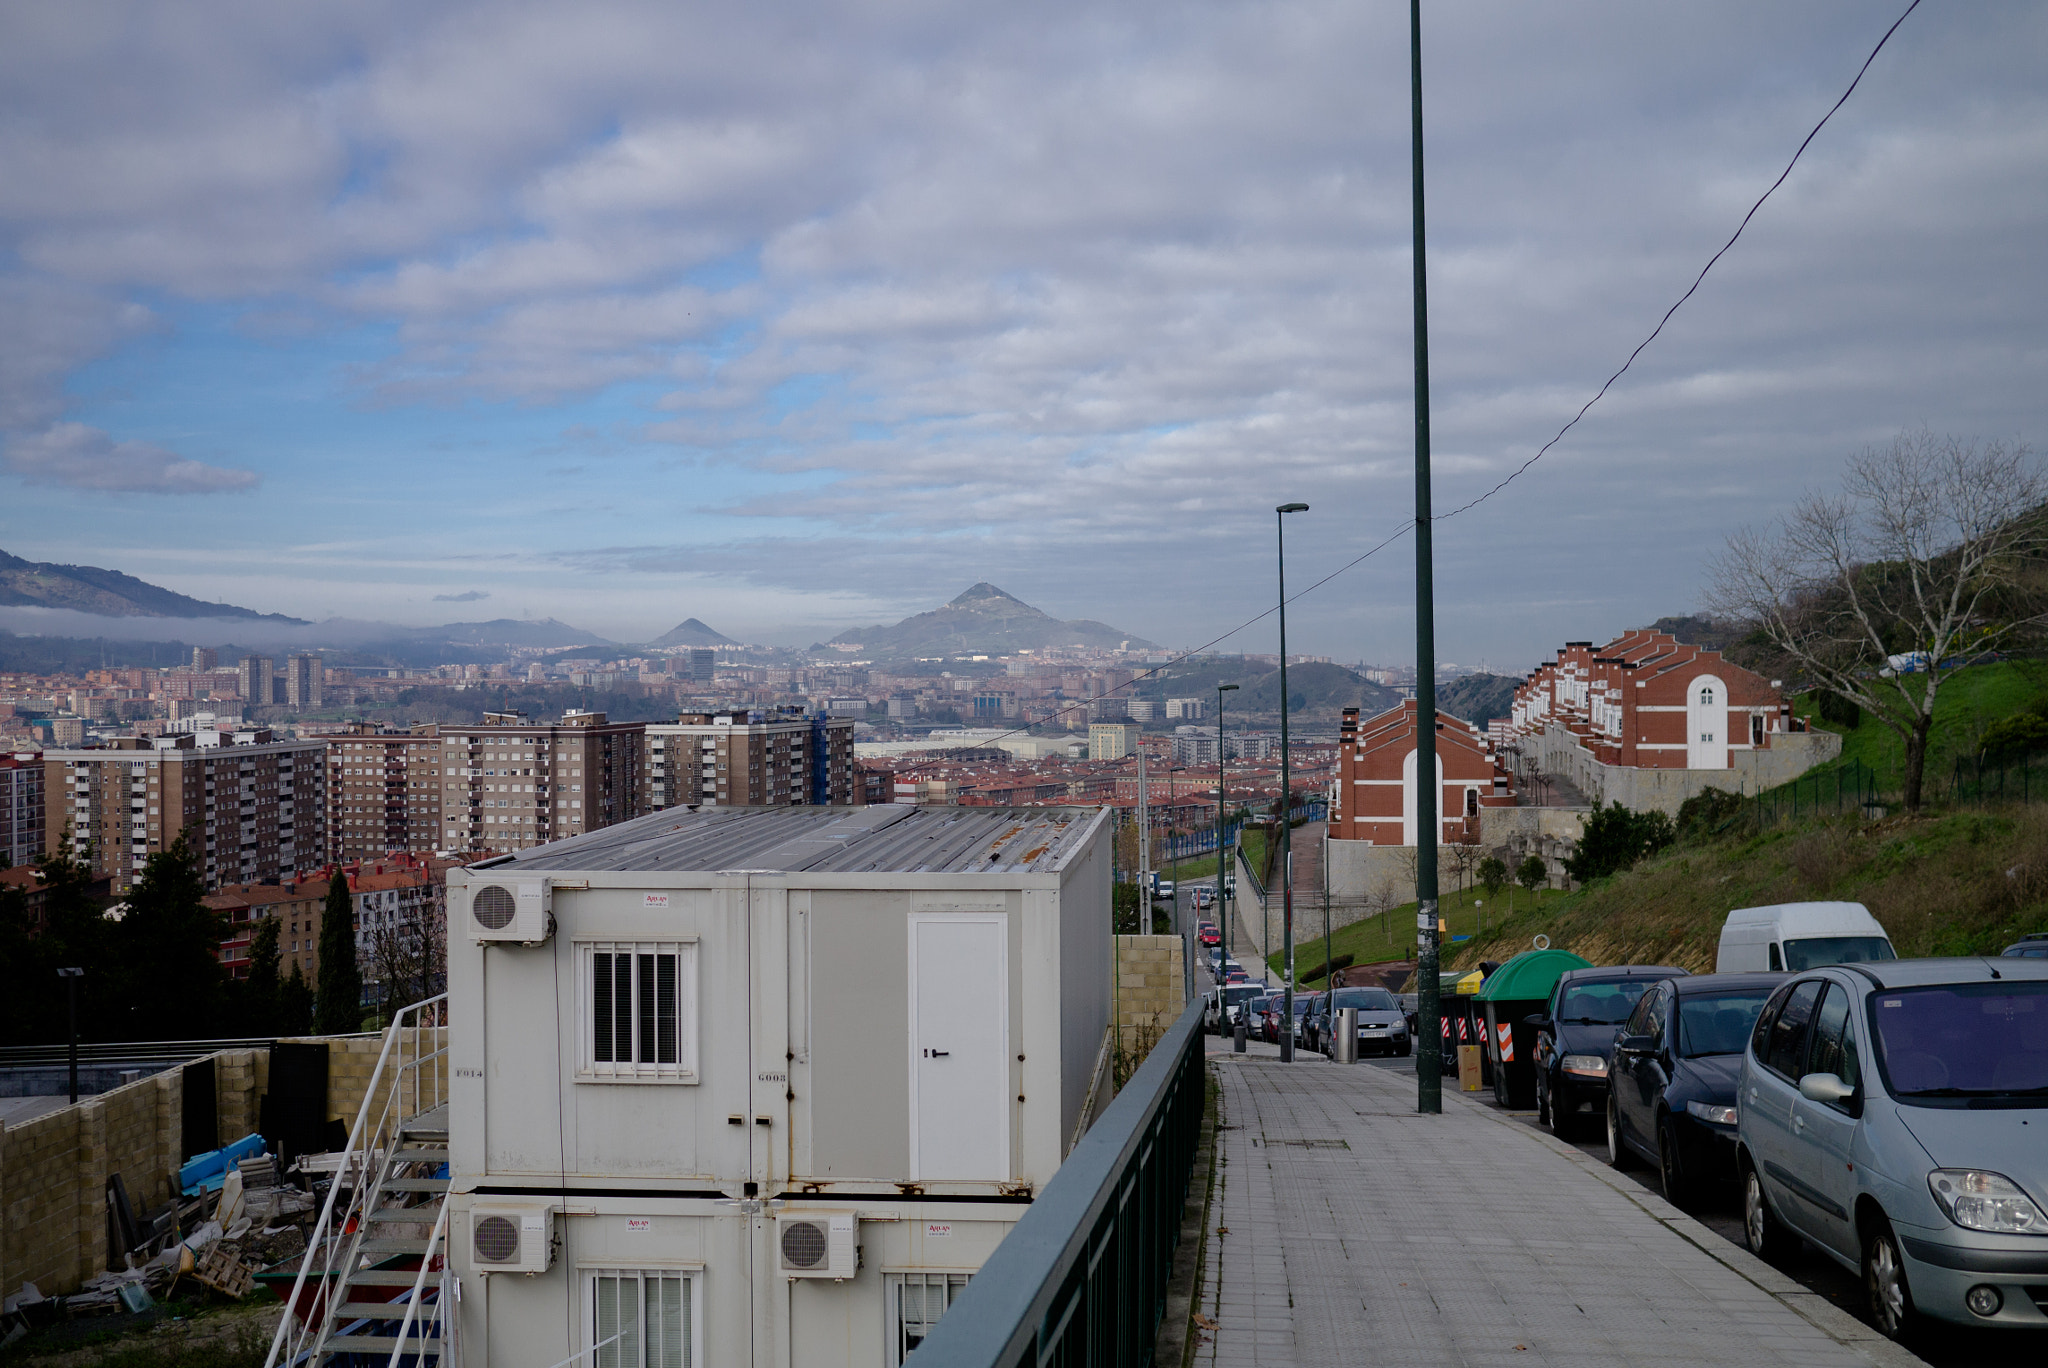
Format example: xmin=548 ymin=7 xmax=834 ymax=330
xmin=1138 ymin=740 xmax=1151 ymax=911
xmin=59 ymin=967 xmax=84 ymax=1103
xmin=1410 ymin=0 xmax=1442 ymax=1114
xmin=1276 ymin=502 xmax=1308 ymax=1062
xmin=1218 ymin=683 xmax=1238 ymax=965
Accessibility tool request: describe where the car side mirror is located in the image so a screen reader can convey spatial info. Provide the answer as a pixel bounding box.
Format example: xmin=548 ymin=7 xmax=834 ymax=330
xmin=1523 ymin=1013 xmax=1549 ymax=1030
xmin=1798 ymin=1072 xmax=1856 ymax=1106
xmin=1617 ymin=1033 xmax=1657 ymax=1054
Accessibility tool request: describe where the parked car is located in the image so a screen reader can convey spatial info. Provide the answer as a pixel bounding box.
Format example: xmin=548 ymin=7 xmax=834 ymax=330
xmin=2003 ymin=933 xmax=2048 ymax=960
xmin=1193 ymin=887 xmax=1217 ymax=910
xmin=1736 ymin=958 xmax=2048 ymax=1337
xmin=1716 ymin=901 xmax=1895 ymax=973
xmin=1150 ymin=878 xmax=1177 ymax=901
xmin=1208 ymin=982 xmax=1265 ymax=1035
xmin=1605 ymin=972 xmax=1784 ymax=1207
xmin=1533 ymin=966 xmax=1687 ymax=1138
xmin=1310 ymin=986 xmax=1411 ymax=1057
xmin=1288 ymin=992 xmax=1320 ymax=1047
xmin=1198 ymin=922 xmax=1221 ymax=946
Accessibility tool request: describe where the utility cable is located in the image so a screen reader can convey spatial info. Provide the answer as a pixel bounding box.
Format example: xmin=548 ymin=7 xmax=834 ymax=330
xmin=882 ymin=0 xmax=1922 ymax=755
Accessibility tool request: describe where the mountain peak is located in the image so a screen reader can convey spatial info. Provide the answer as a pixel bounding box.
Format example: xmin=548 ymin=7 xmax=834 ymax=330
xmin=948 ymin=582 xmax=1024 ymax=608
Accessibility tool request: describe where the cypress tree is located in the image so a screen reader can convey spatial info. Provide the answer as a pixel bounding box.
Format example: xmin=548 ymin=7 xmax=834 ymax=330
xmin=242 ymin=916 xmax=282 ymax=1034
xmin=281 ymin=960 xmax=314 ymax=1035
xmin=315 ymin=873 xmax=362 ymax=1034
xmin=116 ymin=835 xmax=228 ymax=1039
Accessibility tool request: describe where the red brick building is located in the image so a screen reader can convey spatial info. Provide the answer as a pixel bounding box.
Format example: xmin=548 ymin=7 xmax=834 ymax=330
xmin=1507 ymin=631 xmax=1791 ymax=771
xmin=1332 ymin=701 xmax=1515 ymax=847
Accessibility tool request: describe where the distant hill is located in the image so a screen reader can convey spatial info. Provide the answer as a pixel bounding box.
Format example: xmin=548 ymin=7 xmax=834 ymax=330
xmin=1239 ymin=662 xmax=1400 ymax=716
xmin=1437 ymin=673 xmax=1520 ymax=726
xmin=651 ymin=617 xmax=735 ymax=648
xmin=825 ymin=583 xmax=1153 ymax=657
xmin=0 ymin=548 xmax=306 ymax=623
xmin=427 ymin=618 xmax=612 ymax=648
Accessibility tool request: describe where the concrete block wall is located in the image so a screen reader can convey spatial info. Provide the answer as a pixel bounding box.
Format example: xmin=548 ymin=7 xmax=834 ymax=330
xmin=1114 ymin=934 xmax=1186 ymax=1053
xmin=0 ymin=1031 xmax=442 ymax=1299
xmin=277 ymin=1030 xmax=446 ymax=1128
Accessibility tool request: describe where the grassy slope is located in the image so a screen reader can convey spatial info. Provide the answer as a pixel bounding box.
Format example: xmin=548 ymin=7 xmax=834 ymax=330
xmin=1262 ymin=880 xmax=1570 ymax=982
xmin=1431 ymin=805 xmax=2048 ymax=977
xmin=1786 ymin=659 xmax=2048 ymax=795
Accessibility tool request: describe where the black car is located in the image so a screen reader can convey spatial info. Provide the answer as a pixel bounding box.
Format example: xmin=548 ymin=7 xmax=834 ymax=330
xmin=1532 ymin=965 xmax=1686 ymax=1138
xmin=1308 ymin=986 xmax=1412 ymax=1057
xmin=1605 ymin=973 xmax=1784 ymax=1207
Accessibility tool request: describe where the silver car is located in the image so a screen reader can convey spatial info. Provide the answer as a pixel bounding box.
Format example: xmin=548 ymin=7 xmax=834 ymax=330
xmin=1736 ymin=957 xmax=2048 ymax=1336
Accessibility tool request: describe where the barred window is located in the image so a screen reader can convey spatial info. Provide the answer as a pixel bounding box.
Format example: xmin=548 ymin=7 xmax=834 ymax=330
xmin=589 ymin=1269 xmax=695 ymax=1368
xmin=581 ymin=942 xmax=698 ymax=1082
xmin=888 ymin=1272 xmax=971 ymax=1364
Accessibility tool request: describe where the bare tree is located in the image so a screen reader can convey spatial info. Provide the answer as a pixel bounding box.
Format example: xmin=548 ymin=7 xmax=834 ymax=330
xmin=1710 ymin=431 xmax=2045 ymax=810
xmin=369 ymin=899 xmax=447 ymax=1016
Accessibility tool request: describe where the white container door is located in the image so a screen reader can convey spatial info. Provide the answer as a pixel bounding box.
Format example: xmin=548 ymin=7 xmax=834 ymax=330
xmin=908 ymin=913 xmax=1009 ymax=1181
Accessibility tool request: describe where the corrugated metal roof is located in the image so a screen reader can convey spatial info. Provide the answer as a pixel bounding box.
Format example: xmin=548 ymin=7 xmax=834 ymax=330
xmin=491 ymin=804 xmax=1104 ymax=876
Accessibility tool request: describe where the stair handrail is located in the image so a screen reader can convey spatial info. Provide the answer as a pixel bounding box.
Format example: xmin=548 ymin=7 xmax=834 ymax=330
xmin=264 ymin=993 xmax=449 ymax=1368
xmin=384 ymin=1197 xmax=452 ymax=1368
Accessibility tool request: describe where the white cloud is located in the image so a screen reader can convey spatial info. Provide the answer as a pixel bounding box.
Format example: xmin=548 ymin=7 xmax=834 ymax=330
xmin=4 ymin=423 xmax=261 ymax=494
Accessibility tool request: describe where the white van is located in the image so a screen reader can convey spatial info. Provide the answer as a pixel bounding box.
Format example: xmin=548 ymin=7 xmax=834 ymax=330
xmin=1714 ymin=900 xmax=1896 ymax=973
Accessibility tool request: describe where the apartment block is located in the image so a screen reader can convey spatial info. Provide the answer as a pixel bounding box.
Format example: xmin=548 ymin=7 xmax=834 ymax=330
xmin=1 ymin=752 xmax=45 ymax=866
xmin=285 ymin=652 xmax=323 ymax=709
xmin=44 ymin=729 xmax=327 ymax=893
xmin=329 ymin=724 xmax=445 ymax=860
xmin=1164 ymin=697 xmax=1205 ymax=720
xmin=237 ymin=655 xmax=275 ymax=706
xmin=644 ymin=709 xmax=856 ymax=811
xmin=438 ymin=710 xmax=644 ymax=855
xmin=206 ymin=878 xmax=328 ymax=981
xmin=1088 ymin=722 xmax=1140 ymax=761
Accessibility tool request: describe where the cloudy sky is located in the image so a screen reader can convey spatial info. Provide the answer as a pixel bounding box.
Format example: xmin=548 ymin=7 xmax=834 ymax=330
xmin=2 ymin=1 xmax=2043 ymax=663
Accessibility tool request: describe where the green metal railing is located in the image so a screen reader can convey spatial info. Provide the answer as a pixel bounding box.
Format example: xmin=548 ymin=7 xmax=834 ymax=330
xmin=1949 ymin=752 xmax=2047 ymax=808
xmin=910 ymin=997 xmax=1206 ymax=1368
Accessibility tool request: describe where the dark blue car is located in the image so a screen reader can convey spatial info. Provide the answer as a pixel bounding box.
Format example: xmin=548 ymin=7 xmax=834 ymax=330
xmin=1533 ymin=966 xmax=1685 ymax=1138
xmin=1605 ymin=972 xmax=1785 ymax=1208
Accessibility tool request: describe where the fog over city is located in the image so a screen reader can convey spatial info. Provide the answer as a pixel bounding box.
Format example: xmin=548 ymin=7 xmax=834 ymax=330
xmin=2 ymin=2 xmax=2045 ymax=659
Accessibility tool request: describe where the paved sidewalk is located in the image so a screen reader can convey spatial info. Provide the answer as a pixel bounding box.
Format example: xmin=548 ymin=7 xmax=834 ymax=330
xmin=1194 ymin=1042 xmax=1921 ymax=1368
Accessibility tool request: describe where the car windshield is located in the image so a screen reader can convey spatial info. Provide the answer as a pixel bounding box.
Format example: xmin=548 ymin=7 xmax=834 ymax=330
xmin=1290 ymin=998 xmax=1314 ymax=1017
xmin=1330 ymin=988 xmax=1399 ymax=1012
xmin=1223 ymin=985 xmax=1262 ymax=1005
xmin=1782 ymin=936 xmax=1895 ymax=971
xmin=1676 ymin=990 xmax=1774 ymax=1057
xmin=1559 ymin=980 xmax=1653 ymax=1025
xmin=1872 ymin=981 xmax=2048 ymax=1101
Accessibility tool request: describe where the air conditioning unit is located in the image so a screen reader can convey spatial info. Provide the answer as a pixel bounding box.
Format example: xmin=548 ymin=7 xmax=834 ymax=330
xmin=466 ymin=877 xmax=553 ymax=945
xmin=470 ymin=1202 xmax=555 ymax=1274
xmin=777 ymin=1211 xmax=857 ymax=1280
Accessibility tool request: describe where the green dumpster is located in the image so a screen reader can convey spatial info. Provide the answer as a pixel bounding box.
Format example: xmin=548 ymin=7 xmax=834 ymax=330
xmin=1477 ymin=948 xmax=1592 ymax=1107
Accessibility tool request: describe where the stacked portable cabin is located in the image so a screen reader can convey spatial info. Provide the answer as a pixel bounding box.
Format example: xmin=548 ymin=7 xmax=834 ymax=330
xmin=444 ymin=803 xmax=1114 ymax=1368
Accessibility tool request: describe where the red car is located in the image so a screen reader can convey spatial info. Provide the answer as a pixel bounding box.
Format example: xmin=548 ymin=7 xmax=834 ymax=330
xmin=1199 ymin=926 xmax=1221 ymax=947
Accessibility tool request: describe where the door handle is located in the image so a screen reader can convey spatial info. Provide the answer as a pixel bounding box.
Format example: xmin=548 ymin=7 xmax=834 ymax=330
xmin=1793 ymin=1114 xmax=1805 ymax=1134
xmin=931 ymin=1050 xmax=950 ymax=1058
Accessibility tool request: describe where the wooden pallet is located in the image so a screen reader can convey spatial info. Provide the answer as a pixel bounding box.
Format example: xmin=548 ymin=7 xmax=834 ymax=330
xmin=192 ymin=1247 xmax=256 ymax=1300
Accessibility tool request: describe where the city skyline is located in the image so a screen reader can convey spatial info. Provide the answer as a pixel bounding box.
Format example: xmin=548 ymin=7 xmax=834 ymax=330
xmin=2 ymin=3 xmax=2044 ymax=662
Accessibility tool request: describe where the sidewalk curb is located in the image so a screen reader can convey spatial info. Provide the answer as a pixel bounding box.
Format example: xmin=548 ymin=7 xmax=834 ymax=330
xmin=1425 ymin=1075 xmax=1926 ymax=1368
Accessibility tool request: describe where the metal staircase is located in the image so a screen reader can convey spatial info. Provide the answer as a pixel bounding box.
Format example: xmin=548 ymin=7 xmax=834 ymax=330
xmin=266 ymin=996 xmax=451 ymax=1368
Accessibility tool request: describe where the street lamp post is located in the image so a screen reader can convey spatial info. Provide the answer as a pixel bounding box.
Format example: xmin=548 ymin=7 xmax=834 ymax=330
xmin=58 ymin=967 xmax=84 ymax=1103
xmin=1216 ymin=683 xmax=1239 ymax=963
xmin=1409 ymin=0 xmax=1443 ymax=1113
xmin=1276 ymin=501 xmax=1309 ymax=1063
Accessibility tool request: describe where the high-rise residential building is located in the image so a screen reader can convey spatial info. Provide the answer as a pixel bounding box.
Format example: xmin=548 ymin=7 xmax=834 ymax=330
xmin=1126 ymin=699 xmax=1157 ymax=722
xmin=688 ymin=648 xmax=716 ymax=683
xmin=643 ymin=709 xmax=856 ymax=811
xmin=0 ymin=752 xmax=46 ymax=866
xmin=437 ymin=710 xmax=645 ymax=855
xmin=285 ymin=652 xmax=323 ymax=709
xmin=192 ymin=647 xmax=218 ymax=672
xmin=329 ymin=723 xmax=444 ymax=860
xmin=1089 ymin=722 xmax=1140 ymax=761
xmin=1164 ymin=697 xmax=1205 ymax=720
xmin=44 ymin=728 xmax=327 ymax=893
xmin=238 ymin=654 xmax=275 ymax=706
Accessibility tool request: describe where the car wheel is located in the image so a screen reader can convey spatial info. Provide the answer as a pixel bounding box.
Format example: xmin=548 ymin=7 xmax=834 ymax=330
xmin=1742 ymin=1161 xmax=1792 ymax=1262
xmin=1863 ymin=1217 xmax=1920 ymax=1342
xmin=1548 ymin=1081 xmax=1574 ymax=1139
xmin=1536 ymin=1081 xmax=1551 ymax=1129
xmin=1605 ymin=1096 xmax=1634 ymax=1170
xmin=1656 ymin=1117 xmax=1692 ymax=1210
xmin=1396 ymin=1039 xmax=1411 ymax=1058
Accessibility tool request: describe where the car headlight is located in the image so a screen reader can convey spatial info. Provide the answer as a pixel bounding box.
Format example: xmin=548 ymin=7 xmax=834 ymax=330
xmin=1684 ymin=1101 xmax=1738 ymax=1127
xmin=1928 ymin=1170 xmax=2048 ymax=1235
xmin=1560 ymin=1055 xmax=1607 ymax=1077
